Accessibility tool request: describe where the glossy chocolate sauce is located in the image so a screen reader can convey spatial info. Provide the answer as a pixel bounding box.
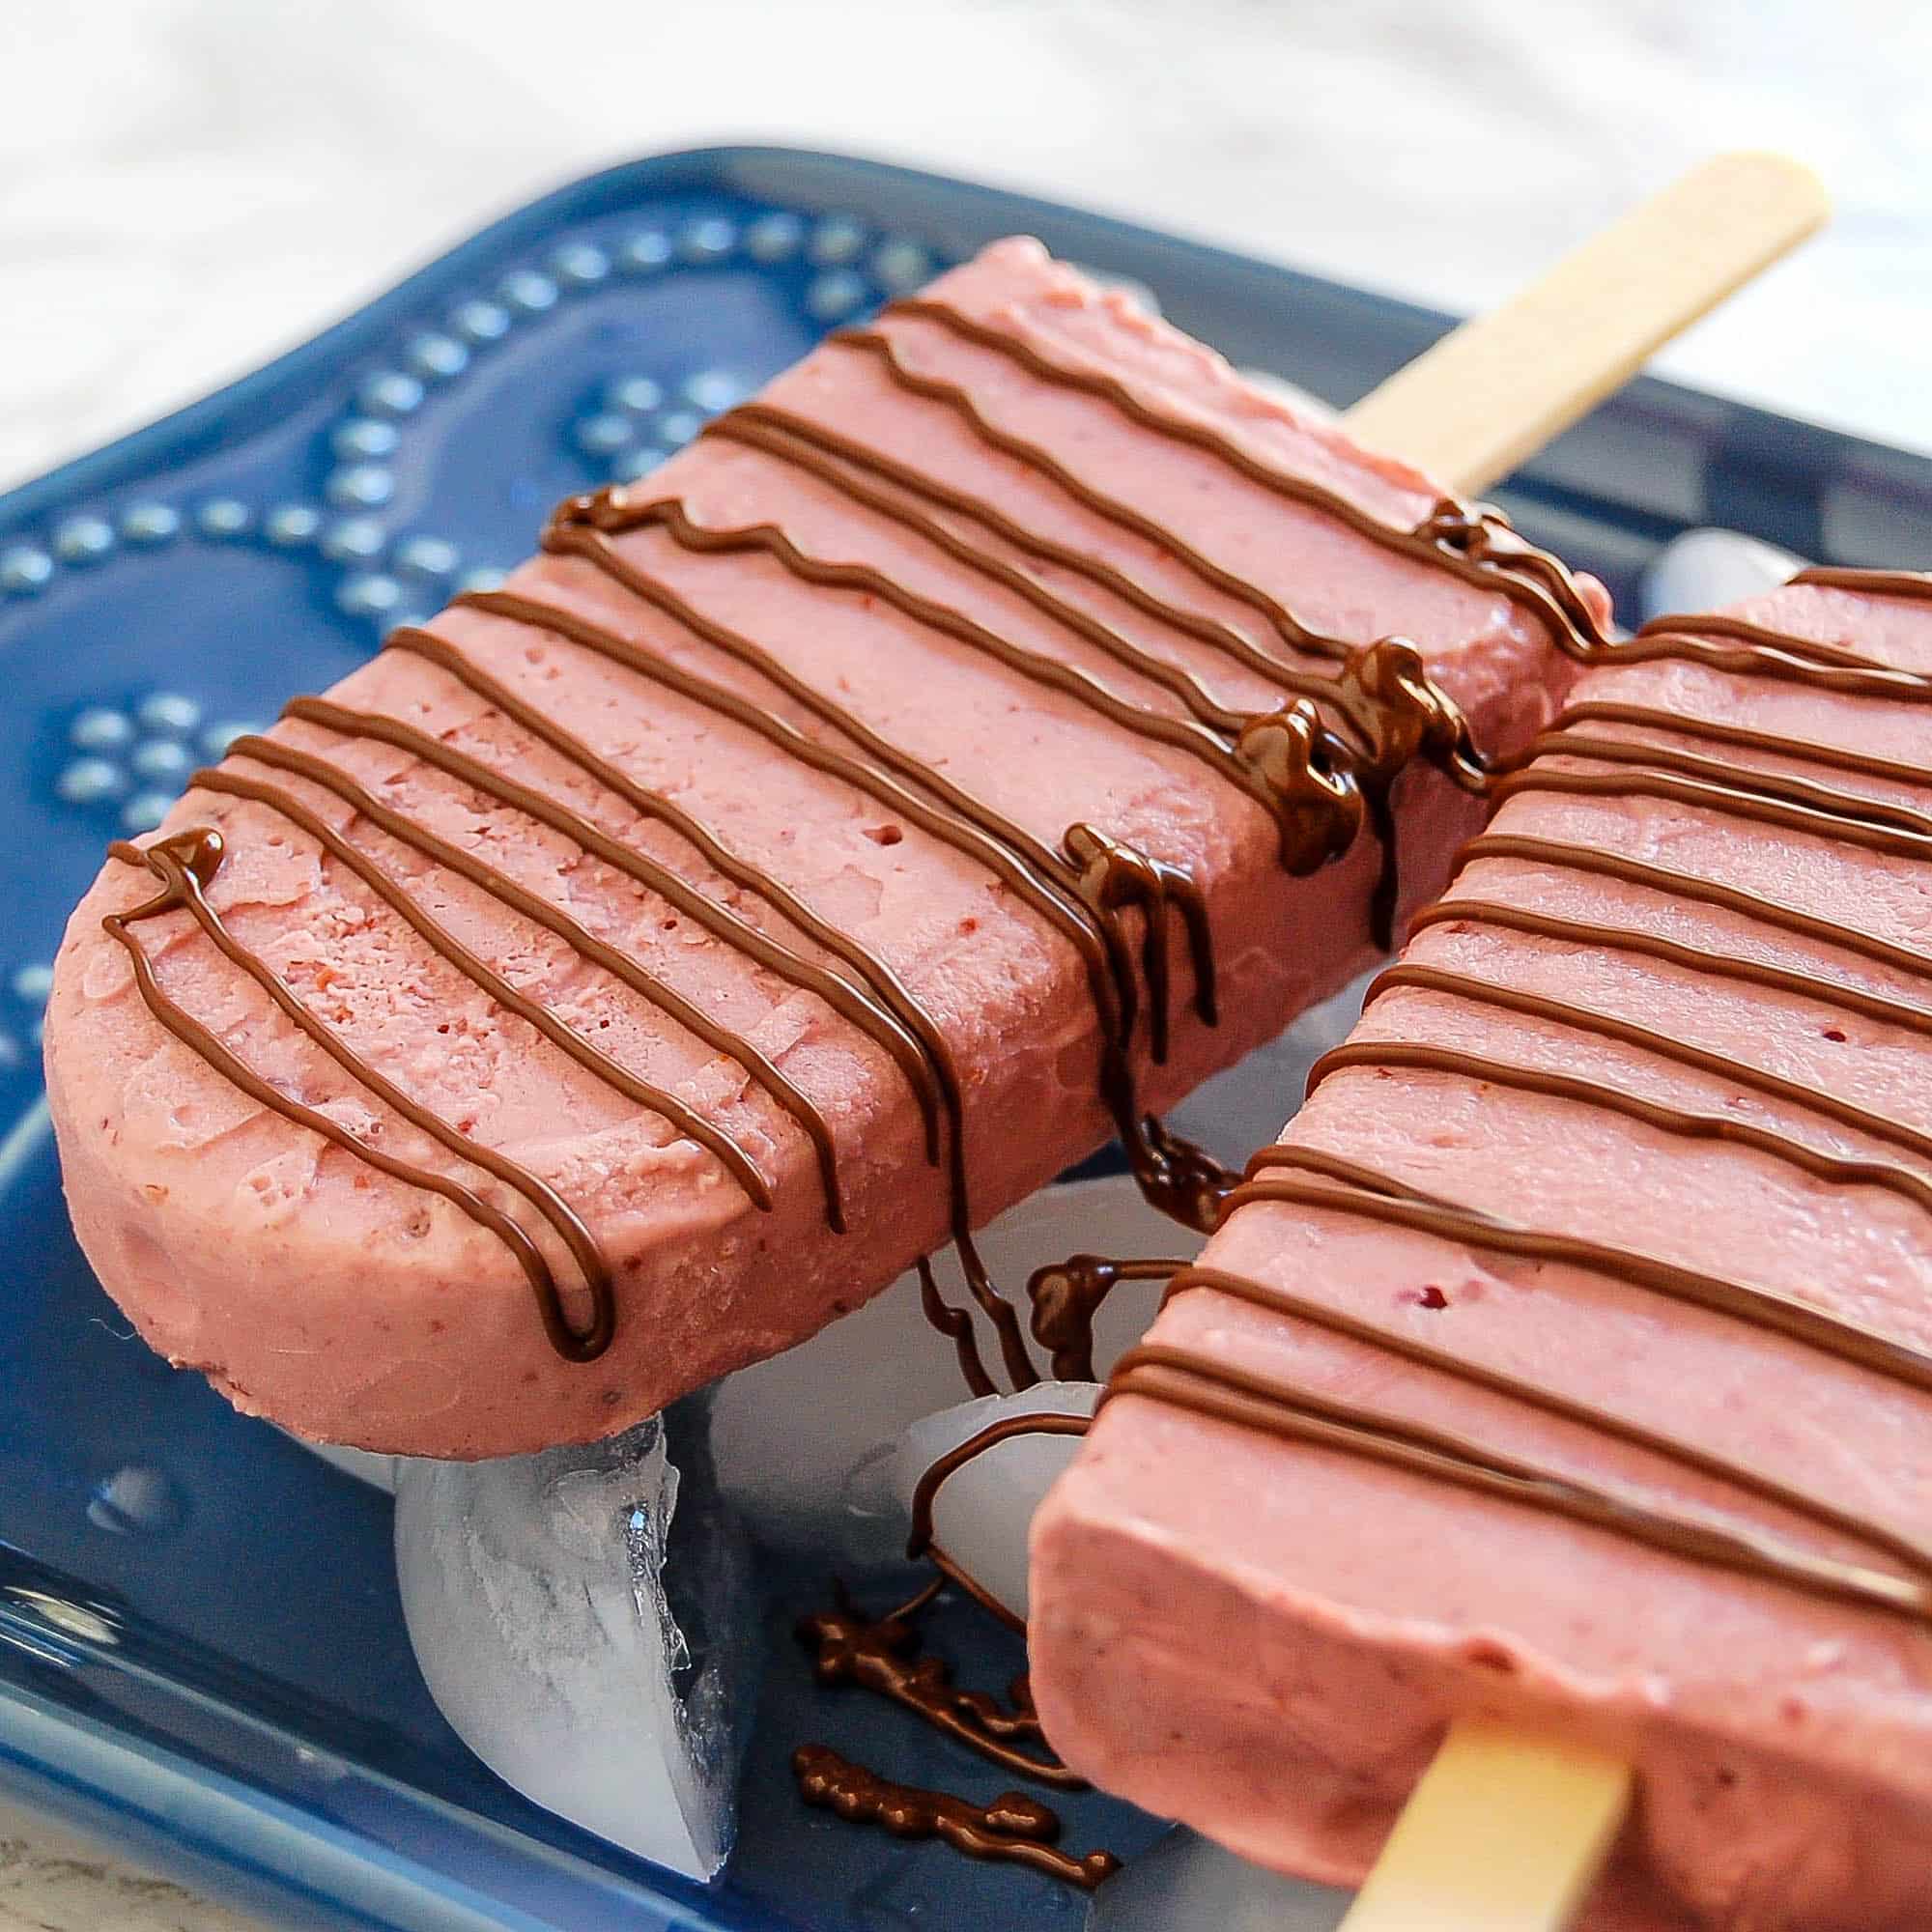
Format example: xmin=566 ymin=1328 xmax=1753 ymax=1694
xmin=790 ymin=1744 xmax=1119 ymax=1889
xmin=1093 ymin=565 xmax=1932 ymax=1628
xmin=103 ymin=285 xmax=1603 ymax=1367
xmin=904 ymin=1409 xmax=1095 ymax=1605
xmin=799 ymin=1576 xmax=1080 ymax=1788
xmin=102 ymin=829 xmax=613 ymax=1360
xmin=1025 ymin=1254 xmax=1186 ymax=1381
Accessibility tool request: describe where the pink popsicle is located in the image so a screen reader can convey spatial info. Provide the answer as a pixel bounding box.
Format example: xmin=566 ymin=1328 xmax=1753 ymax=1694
xmin=1030 ymin=573 xmax=1932 ymax=1930
xmin=44 ymin=239 xmax=1601 ymax=1457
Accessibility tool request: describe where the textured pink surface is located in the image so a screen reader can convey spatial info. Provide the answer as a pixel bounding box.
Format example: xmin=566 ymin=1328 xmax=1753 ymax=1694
xmin=45 ymin=239 xmax=1585 ymax=1457
xmin=1031 ymin=580 xmax=1932 ymax=1930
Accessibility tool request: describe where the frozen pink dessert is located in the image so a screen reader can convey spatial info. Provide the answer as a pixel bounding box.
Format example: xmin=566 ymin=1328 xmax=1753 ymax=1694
xmin=45 ymin=239 xmax=1602 ymax=1458
xmin=1030 ymin=572 xmax=1932 ymax=1929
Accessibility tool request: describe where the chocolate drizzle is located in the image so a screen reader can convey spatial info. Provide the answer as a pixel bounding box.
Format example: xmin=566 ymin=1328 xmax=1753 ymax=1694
xmin=103 ymin=281 xmax=1606 ymax=1362
xmin=790 ymin=1745 xmax=1119 ymax=1890
xmin=1104 ymin=1334 xmax=1932 ymax=1624
xmin=1791 ymin=564 xmax=1932 ymax=602
xmin=904 ymin=1410 xmax=1096 ymax=1630
xmin=799 ymin=1577 xmax=1080 ymax=1788
xmin=867 ymin=297 xmax=1615 ymax=661
xmin=102 ymin=829 xmax=612 ymax=1359
xmin=1026 ymin=1253 xmax=1186 ymax=1381
xmin=917 ymin=1258 xmax=999 ymax=1401
xmin=1095 ymin=564 xmax=1932 ymax=1629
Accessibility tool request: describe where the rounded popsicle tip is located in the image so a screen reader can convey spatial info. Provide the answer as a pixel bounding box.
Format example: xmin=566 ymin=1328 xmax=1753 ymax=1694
xmin=1699 ymin=150 xmax=1831 ymax=232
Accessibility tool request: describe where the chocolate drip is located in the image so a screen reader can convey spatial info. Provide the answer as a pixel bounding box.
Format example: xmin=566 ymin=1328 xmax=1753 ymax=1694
xmin=917 ymin=1258 xmax=998 ymax=1400
xmin=1111 ymin=1112 xmax=1237 ymax=1236
xmin=1026 ymin=1253 xmax=1185 ymax=1381
xmin=1413 ymin=499 xmax=1615 ymax=654
xmin=1065 ymin=823 xmax=1214 ymax=1063
xmin=790 ymin=1745 xmax=1119 ymax=1890
xmin=906 ymin=1409 xmax=1094 ymax=1618
xmin=105 ymin=830 xmax=612 ymax=1360
xmin=1089 ymin=568 xmax=1932 ymax=1632
xmin=799 ymin=1578 xmax=1081 ymax=1788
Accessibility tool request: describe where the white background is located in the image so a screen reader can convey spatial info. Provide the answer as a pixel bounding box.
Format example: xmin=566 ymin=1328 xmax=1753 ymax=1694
xmin=6 ymin=0 xmax=1932 ymax=493
xmin=3 ymin=1 xmax=1927 ymax=1923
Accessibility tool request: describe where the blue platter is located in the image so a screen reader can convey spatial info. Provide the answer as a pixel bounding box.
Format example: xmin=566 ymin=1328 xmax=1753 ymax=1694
xmin=5 ymin=145 xmax=1932 ymax=1932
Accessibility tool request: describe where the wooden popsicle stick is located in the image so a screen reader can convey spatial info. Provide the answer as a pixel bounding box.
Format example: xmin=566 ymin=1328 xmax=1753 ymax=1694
xmin=1343 ymin=151 xmax=1829 ymax=497
xmin=1328 ymin=157 xmax=1827 ymax=1932
xmin=1337 ymin=1720 xmax=1634 ymax=1932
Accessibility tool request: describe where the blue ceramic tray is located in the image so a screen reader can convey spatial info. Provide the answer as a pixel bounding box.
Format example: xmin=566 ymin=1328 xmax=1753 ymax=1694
xmin=6 ymin=145 xmax=1932 ymax=1932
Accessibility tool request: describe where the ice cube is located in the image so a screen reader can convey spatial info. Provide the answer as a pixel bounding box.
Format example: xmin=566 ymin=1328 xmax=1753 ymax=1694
xmin=891 ymin=1381 xmax=1100 ymax=1623
xmin=292 ymin=1436 xmax=400 ymax=1492
xmin=707 ymin=1175 xmax=1197 ymax=1564
xmin=392 ymin=1403 xmax=757 ymax=1878
xmin=1088 ymin=1827 xmax=1350 ymax=1931
xmin=1641 ymin=528 xmax=1805 ymax=623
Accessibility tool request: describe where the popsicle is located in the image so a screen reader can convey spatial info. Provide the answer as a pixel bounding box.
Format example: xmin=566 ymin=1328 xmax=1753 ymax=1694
xmin=1029 ymin=569 xmax=1932 ymax=1930
xmin=42 ymin=159 xmax=1817 ymax=1459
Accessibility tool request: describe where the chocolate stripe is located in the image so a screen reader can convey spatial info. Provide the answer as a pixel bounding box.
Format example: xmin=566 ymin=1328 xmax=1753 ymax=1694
xmin=106 ymin=831 xmax=611 ymax=1359
xmin=196 ymin=761 xmax=777 ymax=1213
xmin=1230 ymin=1151 xmax=1932 ymax=1394
xmin=1162 ymin=1263 xmax=1932 ymax=1583
xmin=1461 ymin=832 xmax=1932 ymax=985
xmin=1105 ymin=1343 xmax=1932 ymax=1626
xmin=1311 ymin=1037 xmax=1932 ymax=1220
xmin=1357 ymin=960 xmax=1932 ymax=1172
xmin=387 ymin=626 xmax=944 ymax=1167
xmin=712 ymin=404 xmax=1349 ymax=720
xmin=1409 ymin=896 xmax=1932 ymax=1042
xmin=874 ymin=296 xmax=1611 ymax=660
xmin=1095 ymin=570 xmax=1932 ymax=1629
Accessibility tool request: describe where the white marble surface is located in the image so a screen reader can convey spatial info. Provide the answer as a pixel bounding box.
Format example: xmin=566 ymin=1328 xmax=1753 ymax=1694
xmin=6 ymin=0 xmax=1932 ymax=494
xmin=5 ymin=1 xmax=1932 ymax=1925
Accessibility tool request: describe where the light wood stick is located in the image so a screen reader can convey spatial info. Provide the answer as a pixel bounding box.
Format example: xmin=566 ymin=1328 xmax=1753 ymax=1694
xmin=1328 ymin=155 xmax=1828 ymax=1931
xmin=1337 ymin=1720 xmax=1634 ymax=1932
xmin=1343 ymin=151 xmax=1828 ymax=497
